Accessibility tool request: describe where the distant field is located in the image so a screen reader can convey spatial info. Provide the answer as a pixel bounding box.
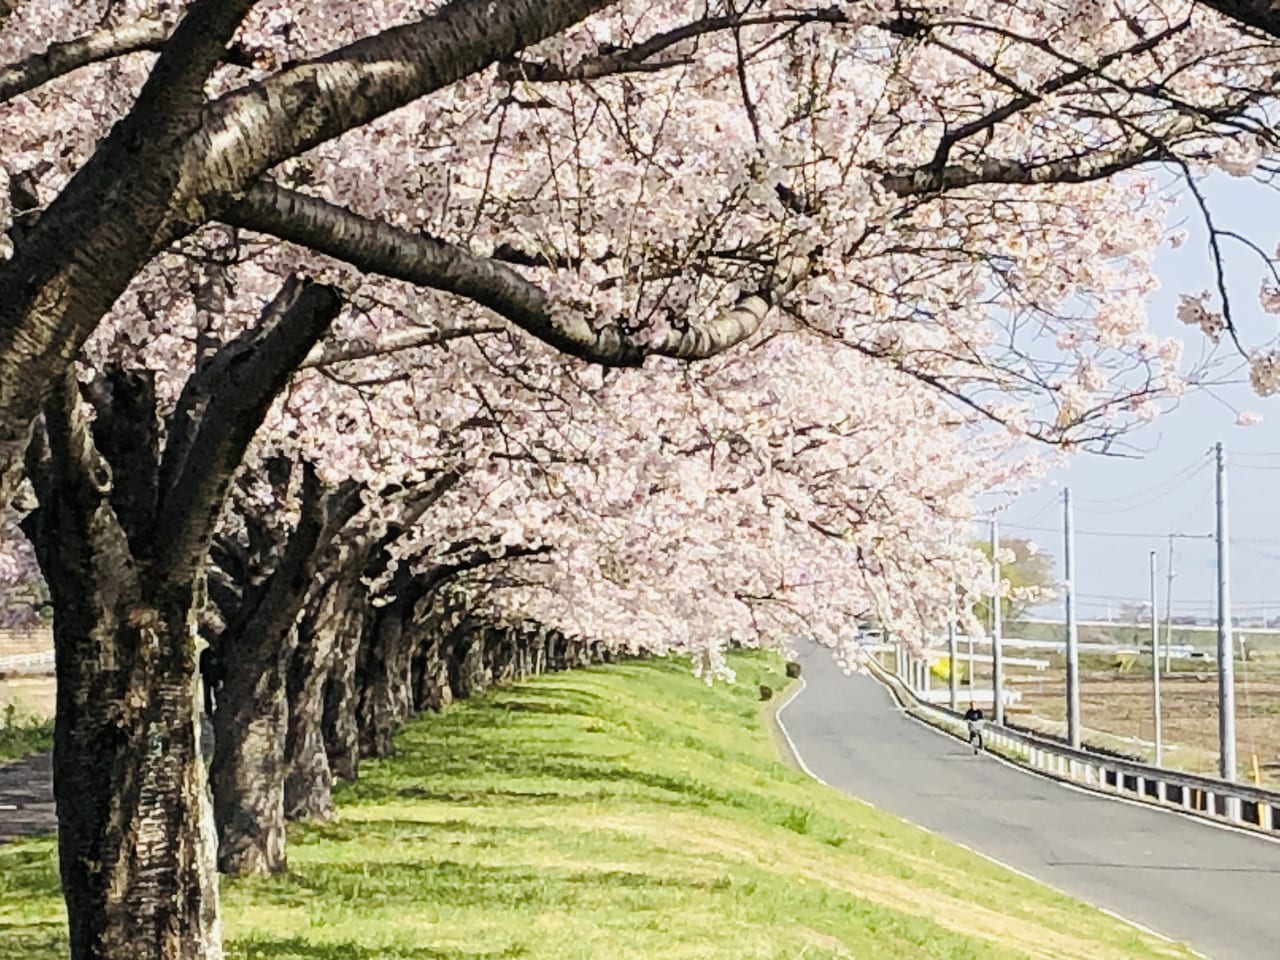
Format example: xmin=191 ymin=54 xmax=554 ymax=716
xmin=0 ymin=651 xmax=1195 ymax=960
xmin=0 ymin=626 xmax=56 ymax=736
xmin=0 ymin=677 xmax=54 ymax=725
xmin=1008 ymin=618 xmax=1280 ymax=654
xmin=946 ymin=620 xmax=1280 ymax=786
xmin=0 ymin=626 xmax=53 ymax=659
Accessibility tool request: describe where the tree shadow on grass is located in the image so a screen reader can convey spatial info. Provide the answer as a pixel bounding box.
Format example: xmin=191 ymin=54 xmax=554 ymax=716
xmin=0 ymin=923 xmax=66 ymax=960
xmin=242 ymin=857 xmax=726 ymax=915
xmin=226 ymin=936 xmax=528 ymax=959
xmin=0 ymin=841 xmax=61 ymax=900
xmin=343 ymin=742 xmax=745 ymax=807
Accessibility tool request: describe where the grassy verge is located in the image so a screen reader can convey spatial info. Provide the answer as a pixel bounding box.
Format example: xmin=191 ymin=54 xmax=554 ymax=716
xmin=0 ymin=702 xmax=53 ymax=763
xmin=0 ymin=652 xmax=1196 ymax=959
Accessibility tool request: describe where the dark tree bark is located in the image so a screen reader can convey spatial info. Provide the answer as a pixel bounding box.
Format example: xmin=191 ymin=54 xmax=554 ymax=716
xmin=323 ymin=473 xmax=463 ymax=763
xmin=284 ymin=574 xmax=355 ymax=821
xmin=210 ymin=628 xmax=290 ymax=876
xmin=356 ymin=591 xmax=418 ymax=759
xmin=209 ymin=464 xmax=361 ymax=876
xmin=410 ymin=630 xmax=446 ymax=714
xmin=23 ymin=375 xmax=221 ymax=960
xmin=322 ymin=584 xmax=367 ymax=784
xmin=21 ymin=277 xmax=341 ymax=960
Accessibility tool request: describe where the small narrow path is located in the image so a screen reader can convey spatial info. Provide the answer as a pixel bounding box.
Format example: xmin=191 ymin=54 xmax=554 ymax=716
xmin=0 ymin=751 xmax=54 ymax=841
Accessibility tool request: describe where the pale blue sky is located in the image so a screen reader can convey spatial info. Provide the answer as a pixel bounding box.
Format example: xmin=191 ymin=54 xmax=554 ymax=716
xmin=990 ymin=172 xmax=1280 ymax=622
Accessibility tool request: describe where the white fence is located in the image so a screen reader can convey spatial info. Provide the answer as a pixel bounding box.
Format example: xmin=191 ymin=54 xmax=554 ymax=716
xmin=870 ymin=656 xmax=1280 ymax=835
xmin=0 ymin=649 xmax=55 ymax=672
xmin=0 ymin=624 xmax=54 ymax=675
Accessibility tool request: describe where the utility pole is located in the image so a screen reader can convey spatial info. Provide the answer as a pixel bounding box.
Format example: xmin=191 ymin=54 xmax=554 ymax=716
xmin=1150 ymin=550 xmax=1162 ymax=767
xmin=947 ymin=618 xmax=958 ymax=711
xmin=1064 ymin=488 xmax=1081 ymax=749
xmin=1164 ymin=534 xmax=1175 ymax=674
xmin=991 ymin=515 xmax=1004 ymax=725
xmin=967 ymin=633 xmax=975 ymax=695
xmin=1216 ymin=442 xmax=1237 ymax=783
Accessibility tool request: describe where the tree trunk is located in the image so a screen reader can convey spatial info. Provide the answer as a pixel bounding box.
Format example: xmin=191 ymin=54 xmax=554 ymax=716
xmin=24 ymin=380 xmax=222 ymax=960
xmin=356 ymin=599 xmax=414 ymax=758
xmin=208 ymin=461 xmax=362 ymax=874
xmin=53 ymin=586 xmax=222 ymax=960
xmin=19 ymin=280 xmax=340 ymax=952
xmin=323 ymin=587 xmax=367 ymax=783
xmin=411 ymin=634 xmax=445 ymax=714
xmin=209 ymin=637 xmax=289 ymax=876
xmin=284 ymin=582 xmax=348 ymax=821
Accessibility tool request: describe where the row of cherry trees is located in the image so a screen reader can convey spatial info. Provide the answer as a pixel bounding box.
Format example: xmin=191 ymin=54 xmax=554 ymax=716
xmin=4 ymin=2 xmax=1280 ymax=959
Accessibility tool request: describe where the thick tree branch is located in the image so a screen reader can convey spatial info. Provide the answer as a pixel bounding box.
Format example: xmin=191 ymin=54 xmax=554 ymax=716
xmin=498 ymin=7 xmax=851 ymax=82
xmin=225 ymin=181 xmax=804 ymax=365
xmin=153 ymin=276 xmax=342 ymax=579
xmin=194 ymin=0 xmax=614 ymax=208
xmin=0 ymin=18 xmax=173 ymax=103
xmin=0 ymin=0 xmax=608 ymax=475
xmin=127 ymin=0 xmax=259 ymax=121
xmin=82 ymin=368 xmax=162 ymax=558
xmin=300 ymin=323 xmax=504 ymax=368
xmin=25 ymin=369 xmax=125 ymax=561
xmin=421 ymin=542 xmax=553 ymax=593
xmin=226 ymin=463 xmax=364 ymax=651
xmin=882 ymin=141 xmax=1173 ymax=195
xmin=332 ymin=468 xmax=466 ymax=592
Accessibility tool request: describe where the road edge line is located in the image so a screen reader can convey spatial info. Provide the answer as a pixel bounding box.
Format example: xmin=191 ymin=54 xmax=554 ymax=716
xmin=776 ymin=664 xmax=1210 ymax=960
xmin=772 ymin=677 xmax=829 ymax=786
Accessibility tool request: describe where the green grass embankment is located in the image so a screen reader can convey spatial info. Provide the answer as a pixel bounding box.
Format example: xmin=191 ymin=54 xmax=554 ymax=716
xmin=0 ymin=652 xmax=1195 ymax=959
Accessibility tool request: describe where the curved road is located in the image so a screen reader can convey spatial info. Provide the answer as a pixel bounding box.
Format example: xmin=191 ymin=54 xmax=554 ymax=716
xmin=779 ymin=643 xmax=1280 ymax=960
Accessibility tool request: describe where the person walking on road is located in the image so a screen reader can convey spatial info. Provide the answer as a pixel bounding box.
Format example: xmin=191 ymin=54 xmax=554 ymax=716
xmin=963 ymin=701 xmax=985 ymax=754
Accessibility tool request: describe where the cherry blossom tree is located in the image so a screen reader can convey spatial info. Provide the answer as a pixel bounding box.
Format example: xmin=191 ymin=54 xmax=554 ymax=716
xmin=20 ymin=276 xmax=340 ymax=959
xmin=6 ymin=3 xmax=1280 ymax=959
xmin=3 ymin=0 xmax=1280 ymax=489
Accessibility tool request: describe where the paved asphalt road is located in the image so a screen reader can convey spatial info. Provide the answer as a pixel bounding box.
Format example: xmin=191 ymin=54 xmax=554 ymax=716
xmin=779 ymin=643 xmax=1280 ymax=960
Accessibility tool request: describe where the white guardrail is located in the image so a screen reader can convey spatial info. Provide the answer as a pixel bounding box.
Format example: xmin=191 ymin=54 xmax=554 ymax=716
xmin=0 ymin=649 xmax=55 ymax=672
xmin=868 ymin=655 xmax=1280 ymax=836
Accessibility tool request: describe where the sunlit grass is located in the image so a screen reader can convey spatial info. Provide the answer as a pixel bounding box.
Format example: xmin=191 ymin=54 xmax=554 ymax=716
xmin=0 ymin=651 xmax=1196 ymax=959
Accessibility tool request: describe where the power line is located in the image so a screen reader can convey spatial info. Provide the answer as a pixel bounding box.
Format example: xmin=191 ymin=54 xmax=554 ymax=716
xmin=1072 ymin=453 xmax=1211 ymax=512
xmin=1002 ymin=521 xmax=1213 ymax=541
xmin=1234 ymin=542 xmax=1280 ymax=563
xmin=1166 ymin=473 xmax=1217 ymax=533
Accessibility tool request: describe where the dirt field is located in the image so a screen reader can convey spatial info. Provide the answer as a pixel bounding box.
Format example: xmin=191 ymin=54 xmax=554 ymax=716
xmin=0 ymin=625 xmax=55 ymax=720
xmin=0 ymin=624 xmax=54 ymax=657
xmin=1010 ymin=660 xmax=1280 ymax=787
xmin=0 ymin=676 xmax=55 ymax=720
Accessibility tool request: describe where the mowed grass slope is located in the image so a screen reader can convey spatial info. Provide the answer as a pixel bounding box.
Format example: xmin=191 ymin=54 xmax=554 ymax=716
xmin=0 ymin=652 xmax=1195 ymax=960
